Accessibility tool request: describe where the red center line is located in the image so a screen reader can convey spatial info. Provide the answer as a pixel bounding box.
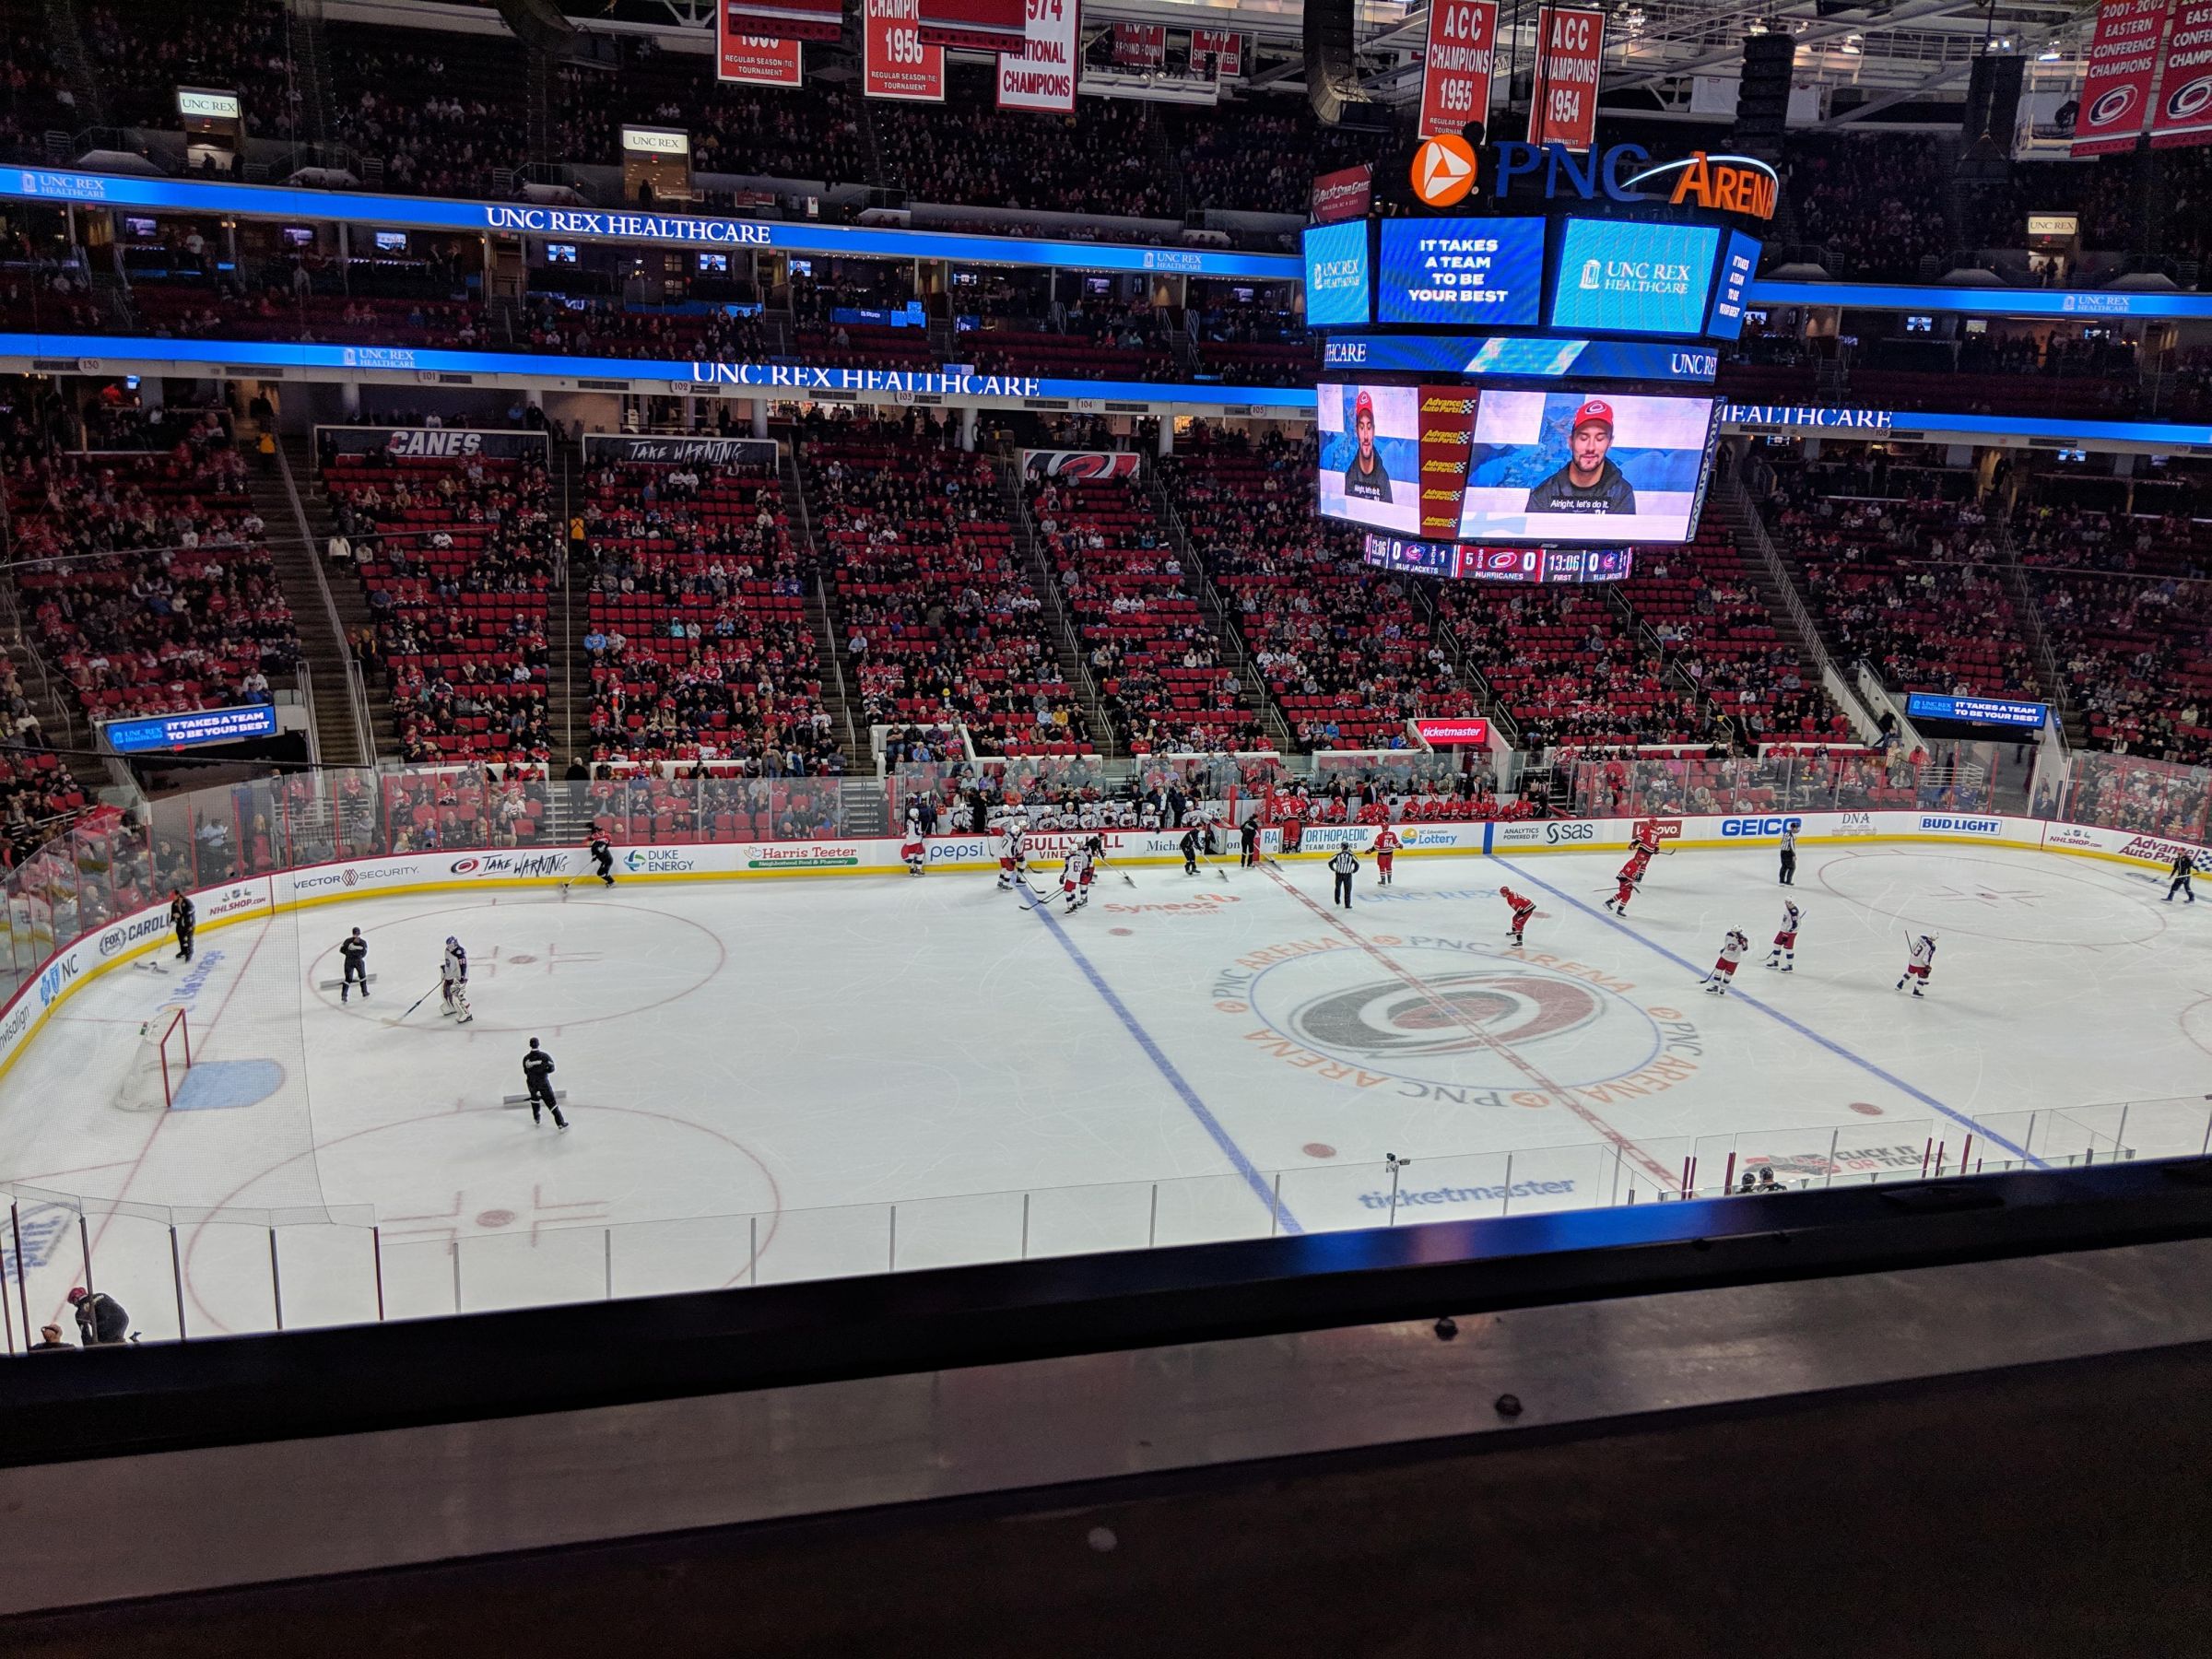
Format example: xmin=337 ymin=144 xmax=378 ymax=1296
xmin=1260 ymin=860 xmax=1678 ymax=1188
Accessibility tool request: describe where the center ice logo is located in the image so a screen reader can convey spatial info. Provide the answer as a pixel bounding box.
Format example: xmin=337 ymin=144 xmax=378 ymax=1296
xmin=1286 ymin=970 xmax=1604 ymax=1061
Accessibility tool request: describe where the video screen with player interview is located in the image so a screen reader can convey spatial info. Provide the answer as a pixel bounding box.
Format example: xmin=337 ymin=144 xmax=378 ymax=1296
xmin=1313 ymin=382 xmax=1422 ymax=536
xmin=1457 ymin=389 xmax=1720 ymax=545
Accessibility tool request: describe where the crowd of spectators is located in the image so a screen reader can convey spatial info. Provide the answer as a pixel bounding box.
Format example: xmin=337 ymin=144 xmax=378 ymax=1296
xmin=804 ymin=413 xmax=1089 ymax=757
xmin=1784 ymin=135 xmax=1953 ymax=281
xmin=580 ymin=453 xmax=844 ymax=775
xmin=5 ymin=413 xmax=299 ymax=725
xmin=1159 ymin=428 xmax=1477 ymax=750
xmin=1169 ymin=102 xmax=1385 ymax=217
xmin=1758 ymin=467 xmax=2041 ymax=700
xmin=84 ymin=0 xmax=300 ymax=138
xmin=322 ymin=435 xmax=557 ymax=763
xmin=1029 ymin=469 xmax=1268 ymax=754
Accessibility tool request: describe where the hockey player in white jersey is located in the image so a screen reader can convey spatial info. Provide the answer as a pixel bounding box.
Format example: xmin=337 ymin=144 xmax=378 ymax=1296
xmin=1702 ymin=928 xmax=1749 ymax=995
xmin=1060 ymin=841 xmax=1092 ymax=914
xmin=1764 ymin=900 xmax=1802 ymax=971
xmin=1897 ymin=933 xmax=1937 ymax=996
xmin=441 ymin=935 xmax=474 ymax=1024
xmin=900 ymin=803 xmax=926 ymax=877
xmin=996 ymin=818 xmax=1030 ymax=890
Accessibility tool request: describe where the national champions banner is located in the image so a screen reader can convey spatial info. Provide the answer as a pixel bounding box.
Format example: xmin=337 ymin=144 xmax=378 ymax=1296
xmin=998 ymin=0 xmax=1078 ymax=112
xmin=2074 ymin=0 xmax=2171 ymax=156
xmin=1418 ymin=0 xmax=1499 ymax=138
xmin=1021 ymin=448 xmax=1140 ymax=481
xmin=2153 ymin=0 xmax=2212 ymax=147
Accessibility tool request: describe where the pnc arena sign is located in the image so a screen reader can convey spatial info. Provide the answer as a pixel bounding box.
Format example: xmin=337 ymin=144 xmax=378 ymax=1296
xmin=1485 ymin=144 xmax=1778 ymax=221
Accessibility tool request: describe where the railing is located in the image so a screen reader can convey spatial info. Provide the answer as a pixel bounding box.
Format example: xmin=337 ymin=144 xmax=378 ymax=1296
xmin=1562 ymin=748 xmax=2039 ymax=819
xmin=270 ymin=430 xmax=373 ymax=764
xmin=7 ymin=1095 xmax=2200 ymax=1351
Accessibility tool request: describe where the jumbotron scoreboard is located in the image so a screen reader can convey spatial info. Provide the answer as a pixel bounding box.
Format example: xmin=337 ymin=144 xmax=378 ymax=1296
xmin=1303 ymin=139 xmax=1775 ymax=584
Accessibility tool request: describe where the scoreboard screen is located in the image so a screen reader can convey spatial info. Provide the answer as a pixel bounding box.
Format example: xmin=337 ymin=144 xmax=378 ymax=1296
xmin=1302 ymin=220 xmax=1371 ymax=327
xmin=1549 ymin=218 xmax=1722 ymax=335
xmin=1375 ymin=217 xmax=1545 ymax=327
xmin=1456 ymin=387 xmax=1719 ymax=545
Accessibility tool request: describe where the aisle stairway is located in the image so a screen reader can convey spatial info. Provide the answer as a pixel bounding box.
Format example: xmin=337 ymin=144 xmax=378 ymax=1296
xmin=248 ymin=427 xmax=371 ymax=767
xmin=281 ymin=432 xmax=394 ymax=760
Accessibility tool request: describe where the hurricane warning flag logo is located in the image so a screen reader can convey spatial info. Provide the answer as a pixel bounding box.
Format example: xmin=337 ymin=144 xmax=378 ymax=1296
xmin=1284 ymin=970 xmax=1604 ymax=1061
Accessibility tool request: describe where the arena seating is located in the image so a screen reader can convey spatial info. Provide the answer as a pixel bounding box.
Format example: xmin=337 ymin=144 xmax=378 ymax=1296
xmin=1783 ymin=134 xmax=1952 ymax=281
xmin=580 ymin=454 xmax=843 ymax=774
xmin=1758 ymin=477 xmax=2041 ymax=702
xmin=1027 ymin=471 xmax=1268 ymax=754
xmin=323 ymin=442 xmax=555 ymax=763
xmin=801 ymin=418 xmax=1091 ymax=757
xmin=5 ymin=430 xmax=300 ymax=725
xmin=1159 ymin=429 xmax=1479 ymax=751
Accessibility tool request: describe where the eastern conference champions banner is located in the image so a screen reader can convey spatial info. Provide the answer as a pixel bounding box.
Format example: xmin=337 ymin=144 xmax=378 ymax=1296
xmin=2156 ymin=0 xmax=2212 ymax=147
xmin=2075 ymin=0 xmax=2171 ymax=155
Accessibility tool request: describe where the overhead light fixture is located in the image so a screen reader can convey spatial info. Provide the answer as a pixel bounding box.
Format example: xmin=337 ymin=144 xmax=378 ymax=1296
xmin=1841 ymin=32 xmax=1862 ymax=53
xmin=2038 ymin=44 xmax=2062 ymax=61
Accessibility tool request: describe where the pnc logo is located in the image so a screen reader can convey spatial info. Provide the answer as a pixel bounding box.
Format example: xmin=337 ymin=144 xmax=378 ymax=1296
xmin=1411 ymin=135 xmax=1477 ymax=207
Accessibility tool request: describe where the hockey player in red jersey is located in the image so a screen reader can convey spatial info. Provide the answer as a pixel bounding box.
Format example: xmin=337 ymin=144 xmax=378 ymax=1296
xmin=1371 ymin=827 xmax=1401 ymax=886
xmin=1604 ymin=870 xmax=1637 ymax=916
xmin=1897 ymin=933 xmax=1936 ymax=996
xmin=1764 ymin=900 xmax=1802 ymax=971
xmin=1500 ymin=886 xmax=1537 ymax=947
xmin=1701 ymin=928 xmax=1749 ymax=995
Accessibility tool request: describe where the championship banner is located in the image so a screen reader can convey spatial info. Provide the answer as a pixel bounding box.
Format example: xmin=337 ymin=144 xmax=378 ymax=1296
xmin=720 ymin=0 xmax=841 ymax=48
xmin=1311 ymin=164 xmax=1372 ymax=224
xmin=2153 ymin=0 xmax=2212 ymax=147
xmin=1531 ymin=6 xmax=1606 ymax=150
xmin=1190 ymin=28 xmax=1243 ymax=78
xmin=718 ymin=33 xmax=803 ymax=87
xmin=1020 ymin=448 xmax=1139 ymax=481
xmin=919 ymin=0 xmax=1027 ymax=52
xmin=865 ymin=0 xmax=945 ymax=100
xmin=2074 ymin=0 xmax=2171 ymax=155
xmin=314 ymin=426 xmax=548 ymax=460
xmin=582 ymin=434 xmax=781 ymax=467
xmin=1415 ymin=386 xmax=1477 ymax=540
xmin=998 ymin=0 xmax=1078 ymax=112
xmin=1112 ymin=22 xmax=1166 ymax=67
xmin=1418 ymin=0 xmax=1499 ymax=138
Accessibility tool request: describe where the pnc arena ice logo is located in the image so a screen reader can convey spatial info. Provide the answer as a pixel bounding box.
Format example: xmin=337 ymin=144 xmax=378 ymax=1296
xmin=1284 ymin=971 xmax=1605 ymax=1064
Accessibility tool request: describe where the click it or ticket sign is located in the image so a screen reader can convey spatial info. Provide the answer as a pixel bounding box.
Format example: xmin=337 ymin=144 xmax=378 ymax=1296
xmin=1532 ymin=6 xmax=1606 ymax=150
xmin=998 ymin=0 xmax=1078 ymax=112
xmin=1418 ymin=0 xmax=1498 ymax=138
xmin=864 ymin=0 xmax=944 ymax=100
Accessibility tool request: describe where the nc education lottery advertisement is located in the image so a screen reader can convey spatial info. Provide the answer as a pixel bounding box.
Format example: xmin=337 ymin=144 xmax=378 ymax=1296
xmin=1316 ymin=382 xmax=1421 ymax=536
xmin=1455 ymin=389 xmax=1717 ymax=545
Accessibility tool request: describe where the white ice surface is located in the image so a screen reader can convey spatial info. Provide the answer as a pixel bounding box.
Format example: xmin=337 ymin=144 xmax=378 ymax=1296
xmin=4 ymin=842 xmax=2206 ymax=1340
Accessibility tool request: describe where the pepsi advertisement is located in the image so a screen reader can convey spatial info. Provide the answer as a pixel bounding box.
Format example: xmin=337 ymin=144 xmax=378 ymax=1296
xmin=1549 ymin=219 xmax=1722 ymax=336
xmin=1375 ymin=217 xmax=1545 ymax=327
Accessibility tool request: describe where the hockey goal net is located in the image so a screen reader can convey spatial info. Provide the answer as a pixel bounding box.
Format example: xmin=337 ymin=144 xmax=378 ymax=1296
xmin=114 ymin=1006 xmax=191 ymax=1112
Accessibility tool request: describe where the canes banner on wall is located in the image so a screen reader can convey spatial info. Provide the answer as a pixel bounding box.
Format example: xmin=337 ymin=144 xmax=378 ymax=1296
xmin=998 ymin=0 xmax=1079 ymax=112
xmin=2074 ymin=0 xmax=2171 ymax=155
xmin=1020 ymin=449 xmax=1141 ymax=480
xmin=1418 ymin=0 xmax=1499 ymax=138
xmin=864 ymin=0 xmax=945 ymax=100
xmin=2152 ymin=0 xmax=2212 ymax=147
xmin=717 ymin=33 xmax=803 ymax=86
xmin=1531 ymin=6 xmax=1606 ymax=149
xmin=720 ymin=0 xmax=841 ymax=47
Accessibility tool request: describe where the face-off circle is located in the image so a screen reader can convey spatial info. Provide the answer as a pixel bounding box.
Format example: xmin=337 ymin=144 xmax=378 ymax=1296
xmin=1240 ymin=942 xmax=1664 ymax=1091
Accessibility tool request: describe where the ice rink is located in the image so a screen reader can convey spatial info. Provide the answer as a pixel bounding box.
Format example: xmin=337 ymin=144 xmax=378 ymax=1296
xmin=4 ymin=839 xmax=2207 ymax=1340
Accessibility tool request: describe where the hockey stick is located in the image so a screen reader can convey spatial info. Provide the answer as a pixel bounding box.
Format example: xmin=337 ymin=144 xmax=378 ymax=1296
xmin=382 ymin=980 xmax=444 ymax=1027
